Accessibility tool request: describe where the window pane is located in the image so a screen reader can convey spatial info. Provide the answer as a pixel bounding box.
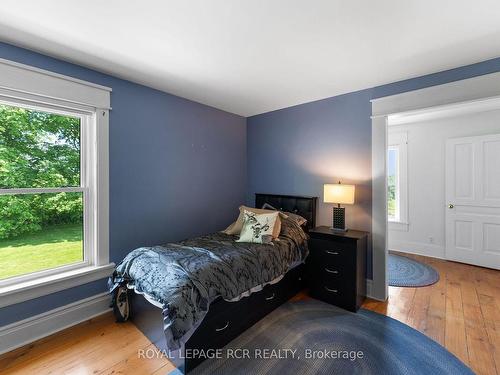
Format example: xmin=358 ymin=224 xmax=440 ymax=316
xmin=0 ymin=192 xmax=83 ymax=280
xmin=0 ymin=104 xmax=81 ymax=189
xmin=388 ymin=148 xmax=399 ymax=221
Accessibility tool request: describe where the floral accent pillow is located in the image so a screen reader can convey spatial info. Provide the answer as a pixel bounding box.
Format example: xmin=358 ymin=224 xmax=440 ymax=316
xmin=236 ymin=210 xmax=279 ymax=244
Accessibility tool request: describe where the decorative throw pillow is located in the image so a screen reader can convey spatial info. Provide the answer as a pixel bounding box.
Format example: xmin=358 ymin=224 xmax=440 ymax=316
xmin=223 ymin=205 xmax=286 ymax=238
xmin=236 ymin=210 xmax=279 ymax=244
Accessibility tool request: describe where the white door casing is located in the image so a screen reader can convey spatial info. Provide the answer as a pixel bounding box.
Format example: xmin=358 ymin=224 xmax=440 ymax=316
xmin=372 ymin=71 xmax=500 ymax=301
xmin=445 ymin=134 xmax=500 ymax=269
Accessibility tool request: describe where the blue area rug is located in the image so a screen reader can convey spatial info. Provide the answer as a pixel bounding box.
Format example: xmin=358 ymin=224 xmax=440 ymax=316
xmin=187 ymin=299 xmax=472 ymax=375
xmin=388 ymin=253 xmax=439 ymax=287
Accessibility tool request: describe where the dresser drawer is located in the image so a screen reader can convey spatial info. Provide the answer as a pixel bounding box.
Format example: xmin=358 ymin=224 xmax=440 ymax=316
xmin=253 ymin=282 xmax=284 ymax=311
xmin=310 ymin=237 xmax=354 ymax=252
xmin=309 ymin=238 xmax=354 ymax=264
xmin=317 ymin=264 xmax=353 ymax=284
xmin=308 ymin=252 xmax=354 ymax=268
xmin=310 ymin=282 xmax=355 ymax=309
xmin=189 ymin=298 xmax=248 ymax=349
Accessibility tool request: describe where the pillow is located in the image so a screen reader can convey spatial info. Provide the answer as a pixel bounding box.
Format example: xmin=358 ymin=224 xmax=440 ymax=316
xmin=285 ymin=212 xmax=308 ymax=227
xmin=261 ymin=203 xmax=278 ymax=210
xmin=236 ymin=210 xmax=278 ymax=244
xmin=261 ymin=203 xmax=307 ymax=227
xmin=223 ymin=205 xmax=286 ymax=238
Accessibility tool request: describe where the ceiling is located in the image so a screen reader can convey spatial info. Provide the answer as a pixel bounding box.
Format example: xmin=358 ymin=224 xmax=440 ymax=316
xmin=0 ymin=1 xmax=500 ymax=117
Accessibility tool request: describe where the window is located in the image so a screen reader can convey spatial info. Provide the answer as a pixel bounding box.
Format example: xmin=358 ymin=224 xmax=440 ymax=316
xmin=387 ymin=131 xmax=408 ymax=230
xmin=0 ymin=58 xmax=112 ymax=308
xmin=0 ymin=103 xmax=87 ymax=280
xmin=387 ymin=146 xmax=400 ymax=221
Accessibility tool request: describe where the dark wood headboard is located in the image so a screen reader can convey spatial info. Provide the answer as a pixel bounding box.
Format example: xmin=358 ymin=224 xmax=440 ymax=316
xmin=255 ymin=193 xmax=317 ymax=230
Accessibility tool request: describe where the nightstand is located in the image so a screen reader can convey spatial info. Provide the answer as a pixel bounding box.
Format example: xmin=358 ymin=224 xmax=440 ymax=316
xmin=307 ymin=226 xmax=368 ymax=312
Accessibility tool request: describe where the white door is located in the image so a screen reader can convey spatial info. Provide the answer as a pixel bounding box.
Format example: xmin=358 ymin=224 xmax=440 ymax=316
xmin=446 ymin=134 xmax=500 ymax=269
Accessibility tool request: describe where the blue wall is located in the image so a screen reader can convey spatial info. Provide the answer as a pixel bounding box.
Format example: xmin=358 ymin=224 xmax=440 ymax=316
xmin=247 ymin=56 xmax=500 ymax=277
xmin=3 ymin=38 xmax=500 ymax=325
xmin=0 ymin=43 xmax=246 ymax=326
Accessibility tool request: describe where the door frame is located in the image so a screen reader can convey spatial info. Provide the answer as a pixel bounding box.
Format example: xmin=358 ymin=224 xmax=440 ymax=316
xmin=370 ymin=72 xmax=500 ymax=301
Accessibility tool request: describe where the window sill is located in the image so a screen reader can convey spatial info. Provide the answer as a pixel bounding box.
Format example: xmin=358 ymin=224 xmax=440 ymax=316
xmin=0 ymin=263 xmax=115 ymax=309
xmin=388 ymin=221 xmax=409 ymax=232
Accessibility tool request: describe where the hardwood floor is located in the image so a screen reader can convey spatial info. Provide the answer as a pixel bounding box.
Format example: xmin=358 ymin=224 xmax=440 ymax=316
xmin=363 ymin=252 xmax=500 ymax=375
xmin=0 ymin=313 xmax=175 ymax=375
xmin=0 ymin=253 xmax=498 ymax=375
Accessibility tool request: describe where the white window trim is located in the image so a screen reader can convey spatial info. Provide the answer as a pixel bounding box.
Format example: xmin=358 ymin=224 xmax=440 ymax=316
xmin=388 ymin=131 xmax=408 ymax=231
xmin=0 ymin=58 xmax=113 ymax=308
xmin=0 ymin=265 xmax=115 ymax=308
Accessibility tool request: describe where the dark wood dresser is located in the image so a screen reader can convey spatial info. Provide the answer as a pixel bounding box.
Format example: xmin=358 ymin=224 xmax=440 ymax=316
xmin=307 ymin=226 xmax=368 ymax=312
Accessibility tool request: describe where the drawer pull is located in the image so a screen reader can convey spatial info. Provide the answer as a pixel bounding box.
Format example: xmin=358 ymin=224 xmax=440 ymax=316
xmin=265 ymin=293 xmax=275 ymax=301
xmin=325 ymin=250 xmax=339 ymax=255
xmin=324 ymin=286 xmax=338 ymax=293
xmin=325 ymin=268 xmax=339 ymax=274
xmin=215 ymin=321 xmax=229 ymax=332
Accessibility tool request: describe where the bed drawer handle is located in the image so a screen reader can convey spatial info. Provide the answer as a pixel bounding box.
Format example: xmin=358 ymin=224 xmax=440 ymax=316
xmin=325 ymin=250 xmax=339 ymax=255
xmin=265 ymin=293 xmax=275 ymax=301
xmin=325 ymin=268 xmax=339 ymax=274
xmin=215 ymin=321 xmax=229 ymax=332
xmin=324 ymin=286 xmax=338 ymax=293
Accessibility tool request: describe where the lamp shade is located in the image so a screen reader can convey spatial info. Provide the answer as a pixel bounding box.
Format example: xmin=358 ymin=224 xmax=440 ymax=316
xmin=324 ymin=183 xmax=355 ymax=204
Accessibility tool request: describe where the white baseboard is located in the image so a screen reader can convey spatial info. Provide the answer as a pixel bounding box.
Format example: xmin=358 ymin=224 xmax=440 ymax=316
xmin=0 ymin=292 xmax=111 ymax=355
xmin=388 ymin=239 xmax=446 ymax=259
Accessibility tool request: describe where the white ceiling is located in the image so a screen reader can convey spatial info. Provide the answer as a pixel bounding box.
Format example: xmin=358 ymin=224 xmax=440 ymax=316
xmin=0 ymin=1 xmax=500 ymax=116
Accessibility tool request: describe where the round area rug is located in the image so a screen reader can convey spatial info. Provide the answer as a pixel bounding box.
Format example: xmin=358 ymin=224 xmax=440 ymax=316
xmin=388 ymin=253 xmax=439 ymax=287
xmin=188 ymin=300 xmax=472 ymax=375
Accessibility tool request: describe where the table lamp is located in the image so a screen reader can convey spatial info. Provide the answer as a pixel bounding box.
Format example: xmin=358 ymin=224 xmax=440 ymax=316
xmin=324 ymin=182 xmax=355 ymax=232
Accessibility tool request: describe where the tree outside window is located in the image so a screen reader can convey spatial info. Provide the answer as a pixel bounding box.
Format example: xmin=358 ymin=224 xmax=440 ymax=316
xmin=0 ymin=104 xmax=83 ymax=280
xmin=387 ymin=147 xmax=399 ymax=221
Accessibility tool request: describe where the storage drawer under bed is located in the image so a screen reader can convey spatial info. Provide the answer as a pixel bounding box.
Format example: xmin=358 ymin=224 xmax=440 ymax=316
xmin=129 ymin=264 xmax=305 ymax=373
xmin=184 ymin=265 xmax=303 ymax=371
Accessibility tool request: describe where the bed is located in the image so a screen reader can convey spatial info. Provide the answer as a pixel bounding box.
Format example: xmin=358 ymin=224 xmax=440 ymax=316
xmin=109 ymin=194 xmax=317 ymax=373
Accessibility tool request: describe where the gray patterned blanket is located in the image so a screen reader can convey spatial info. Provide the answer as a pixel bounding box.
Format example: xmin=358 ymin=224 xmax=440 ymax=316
xmin=108 ymin=216 xmax=308 ymax=350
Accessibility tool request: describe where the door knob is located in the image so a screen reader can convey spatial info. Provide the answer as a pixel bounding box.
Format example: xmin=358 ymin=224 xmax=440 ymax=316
xmin=448 ymin=204 xmax=454 ymax=209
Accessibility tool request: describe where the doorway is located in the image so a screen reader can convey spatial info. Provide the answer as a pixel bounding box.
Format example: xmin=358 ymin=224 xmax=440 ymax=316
xmin=371 ymin=71 xmax=500 ymax=301
xmin=386 ymin=109 xmax=500 ymax=269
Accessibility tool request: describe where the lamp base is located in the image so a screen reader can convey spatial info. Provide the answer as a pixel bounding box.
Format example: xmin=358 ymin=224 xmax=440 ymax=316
xmin=330 ymin=227 xmax=348 ymax=232
xmin=332 ymin=206 xmax=347 ymax=232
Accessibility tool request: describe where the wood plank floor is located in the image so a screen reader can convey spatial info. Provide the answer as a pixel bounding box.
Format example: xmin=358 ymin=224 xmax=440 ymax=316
xmin=363 ymin=252 xmax=500 ymax=375
xmin=1 ymin=253 xmax=498 ymax=375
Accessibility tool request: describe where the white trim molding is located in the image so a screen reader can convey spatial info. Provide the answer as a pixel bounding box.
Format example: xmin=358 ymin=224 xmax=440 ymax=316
xmin=0 ymin=57 xmax=111 ymax=111
xmin=0 ymin=293 xmax=111 ymax=355
xmin=0 ymin=264 xmax=114 ymax=308
xmin=0 ymin=58 xmax=111 ymax=306
xmin=371 ymin=72 xmax=500 ymax=117
xmin=386 ymin=95 xmax=500 ymax=126
xmin=371 ymin=71 xmax=500 ymax=302
xmin=371 ymin=115 xmax=388 ymax=301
